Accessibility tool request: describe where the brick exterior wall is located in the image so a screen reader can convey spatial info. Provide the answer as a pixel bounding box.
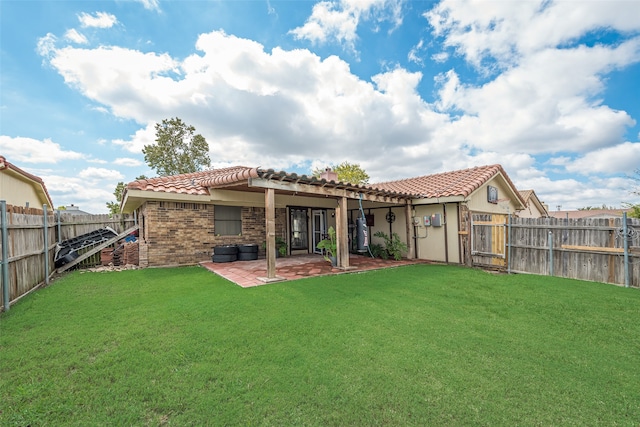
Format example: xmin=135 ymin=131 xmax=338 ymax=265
xmin=138 ymin=201 xmax=287 ymax=267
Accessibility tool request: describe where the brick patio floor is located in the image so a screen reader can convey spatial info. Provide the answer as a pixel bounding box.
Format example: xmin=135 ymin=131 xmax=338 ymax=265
xmin=200 ymin=254 xmax=427 ymax=287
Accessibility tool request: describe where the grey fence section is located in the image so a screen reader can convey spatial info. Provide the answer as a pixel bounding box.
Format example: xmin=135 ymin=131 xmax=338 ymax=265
xmin=1 ymin=203 xmax=135 ymax=310
xmin=508 ymin=216 xmax=640 ymax=287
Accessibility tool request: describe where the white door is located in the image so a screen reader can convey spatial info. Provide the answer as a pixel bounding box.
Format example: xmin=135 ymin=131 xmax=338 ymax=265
xmin=312 ymin=210 xmax=327 ymax=254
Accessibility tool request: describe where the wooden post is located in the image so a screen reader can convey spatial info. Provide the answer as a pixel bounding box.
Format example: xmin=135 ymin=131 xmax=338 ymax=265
xmin=336 ymin=196 xmax=349 ymax=269
xmin=405 ymin=203 xmax=414 ymax=259
xmin=265 ymin=188 xmax=276 ymax=279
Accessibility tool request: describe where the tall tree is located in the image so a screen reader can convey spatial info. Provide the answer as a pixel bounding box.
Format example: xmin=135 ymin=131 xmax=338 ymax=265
xmin=313 ymin=161 xmax=370 ymax=185
xmin=143 ymin=117 xmax=211 ymax=176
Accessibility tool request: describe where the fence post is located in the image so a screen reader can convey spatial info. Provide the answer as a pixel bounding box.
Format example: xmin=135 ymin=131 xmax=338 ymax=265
xmin=1 ymin=200 xmax=9 ymax=311
xmin=43 ymin=205 xmax=50 ymax=286
xmin=57 ymin=209 xmax=62 ymax=244
xmin=507 ymin=213 xmax=512 ymax=274
xmin=623 ymin=212 xmax=630 ymax=288
xmin=548 ymin=231 xmax=554 ymax=277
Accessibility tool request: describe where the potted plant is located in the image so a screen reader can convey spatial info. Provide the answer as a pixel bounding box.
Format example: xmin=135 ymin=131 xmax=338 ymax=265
xmin=276 ymin=237 xmax=287 ymax=257
xmin=316 ymin=226 xmax=337 ymax=266
xmin=262 ymin=237 xmax=288 ymax=257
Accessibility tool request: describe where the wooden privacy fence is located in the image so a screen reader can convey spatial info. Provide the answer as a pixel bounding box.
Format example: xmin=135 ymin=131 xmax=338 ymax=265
xmin=1 ymin=203 xmax=136 ymax=311
xmin=499 ymin=216 xmax=639 ymax=287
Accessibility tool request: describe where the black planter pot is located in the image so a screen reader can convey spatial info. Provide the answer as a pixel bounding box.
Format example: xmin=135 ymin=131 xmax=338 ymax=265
xmin=213 ymin=245 xmax=238 ymax=255
xmin=237 ymin=252 xmax=258 ymax=261
xmin=237 ymin=244 xmax=259 ymax=253
xmin=212 ymin=254 xmax=238 ymax=263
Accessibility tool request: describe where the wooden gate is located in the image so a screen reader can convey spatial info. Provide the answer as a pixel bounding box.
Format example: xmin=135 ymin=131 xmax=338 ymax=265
xmin=471 ymin=213 xmax=508 ymax=268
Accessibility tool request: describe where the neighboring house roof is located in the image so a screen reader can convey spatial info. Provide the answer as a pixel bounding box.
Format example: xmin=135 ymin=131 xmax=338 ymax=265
xmin=518 ymin=189 xmax=549 ymax=217
xmin=373 ymin=164 xmax=526 ymax=206
xmin=549 ymin=209 xmax=631 ymax=219
xmin=62 ymin=204 xmax=92 ymax=215
xmin=0 ymin=155 xmax=54 ymax=208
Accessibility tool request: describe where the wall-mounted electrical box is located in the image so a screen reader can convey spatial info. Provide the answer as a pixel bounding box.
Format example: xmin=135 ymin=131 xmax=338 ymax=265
xmin=413 ymin=217 xmax=420 ymax=226
xmin=423 ymin=216 xmax=431 ymax=226
xmin=431 ymin=213 xmax=443 ymax=227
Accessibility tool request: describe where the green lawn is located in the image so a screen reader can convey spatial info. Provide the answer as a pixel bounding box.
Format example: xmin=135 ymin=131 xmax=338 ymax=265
xmin=1 ymin=265 xmax=639 ymax=426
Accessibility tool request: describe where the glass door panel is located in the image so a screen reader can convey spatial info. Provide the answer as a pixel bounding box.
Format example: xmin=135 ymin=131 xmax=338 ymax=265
xmin=290 ymin=208 xmax=308 ymax=250
xmin=312 ymin=210 xmax=327 ymax=254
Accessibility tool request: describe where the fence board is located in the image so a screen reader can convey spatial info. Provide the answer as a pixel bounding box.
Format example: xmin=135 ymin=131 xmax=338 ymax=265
xmin=1 ymin=204 xmax=136 ymax=309
xmin=506 ymin=216 xmax=639 ymax=287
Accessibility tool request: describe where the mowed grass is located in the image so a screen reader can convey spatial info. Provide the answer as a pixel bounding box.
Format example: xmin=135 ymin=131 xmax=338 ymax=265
xmin=1 ymin=265 xmax=639 ymax=426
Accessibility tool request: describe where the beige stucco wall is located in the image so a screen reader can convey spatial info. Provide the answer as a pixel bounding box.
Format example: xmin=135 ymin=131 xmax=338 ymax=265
xmin=412 ymin=203 xmax=460 ymax=263
xmin=465 ymin=178 xmax=521 ymax=215
xmin=517 ymin=201 xmax=546 ymax=218
xmin=0 ymin=172 xmax=45 ymax=208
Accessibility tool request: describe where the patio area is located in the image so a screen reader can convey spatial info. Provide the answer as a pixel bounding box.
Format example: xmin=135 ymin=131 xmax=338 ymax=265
xmin=200 ymin=254 xmax=428 ymax=287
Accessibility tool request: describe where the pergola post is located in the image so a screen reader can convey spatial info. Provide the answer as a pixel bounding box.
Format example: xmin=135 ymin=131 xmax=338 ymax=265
xmin=265 ymin=188 xmax=276 ymax=279
xmin=336 ymin=196 xmax=349 ymax=269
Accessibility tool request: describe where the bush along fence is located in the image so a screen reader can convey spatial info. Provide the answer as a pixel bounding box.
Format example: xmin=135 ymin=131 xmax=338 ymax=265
xmin=506 ymin=214 xmax=639 ymax=288
xmin=1 ymin=202 xmax=136 ymax=311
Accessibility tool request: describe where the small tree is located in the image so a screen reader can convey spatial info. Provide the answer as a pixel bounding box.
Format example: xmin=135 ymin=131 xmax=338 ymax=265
xmin=623 ymin=203 xmax=640 ymax=219
xmin=143 ymin=117 xmax=211 ymax=176
xmin=106 ymin=175 xmax=147 ymax=215
xmin=106 ymin=182 xmax=125 ymax=215
xmin=312 ymin=161 xmax=369 ymax=185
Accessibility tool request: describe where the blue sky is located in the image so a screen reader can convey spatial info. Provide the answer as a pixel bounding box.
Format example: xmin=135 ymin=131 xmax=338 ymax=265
xmin=1 ymin=0 xmax=639 ymax=214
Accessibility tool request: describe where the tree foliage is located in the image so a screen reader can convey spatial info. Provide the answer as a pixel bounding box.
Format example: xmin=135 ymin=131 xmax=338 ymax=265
xmin=313 ymin=161 xmax=370 ymax=185
xmin=143 ymin=117 xmax=211 ymax=177
xmin=623 ymin=203 xmax=640 ymax=219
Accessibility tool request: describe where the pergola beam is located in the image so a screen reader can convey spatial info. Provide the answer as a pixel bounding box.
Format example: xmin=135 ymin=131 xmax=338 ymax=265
xmin=248 ymin=178 xmax=408 ymax=205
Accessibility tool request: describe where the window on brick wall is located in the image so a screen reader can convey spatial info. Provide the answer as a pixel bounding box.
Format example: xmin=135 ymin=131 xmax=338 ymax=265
xmin=214 ymin=205 xmax=242 ymax=235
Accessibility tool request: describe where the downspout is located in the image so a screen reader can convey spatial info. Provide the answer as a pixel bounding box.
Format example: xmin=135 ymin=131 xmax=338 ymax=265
xmin=443 ymin=204 xmax=449 ymax=263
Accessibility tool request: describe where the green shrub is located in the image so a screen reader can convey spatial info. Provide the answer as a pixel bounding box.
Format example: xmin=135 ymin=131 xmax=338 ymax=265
xmin=373 ymin=231 xmax=408 ymax=260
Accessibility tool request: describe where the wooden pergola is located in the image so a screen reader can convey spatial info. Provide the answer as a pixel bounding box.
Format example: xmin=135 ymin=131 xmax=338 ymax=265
xmin=248 ymin=169 xmax=414 ymax=281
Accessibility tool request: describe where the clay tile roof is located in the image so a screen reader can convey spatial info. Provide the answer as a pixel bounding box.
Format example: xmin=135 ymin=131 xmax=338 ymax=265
xmin=0 ymin=155 xmax=54 ymax=207
xmin=126 ymin=166 xmax=257 ymax=195
xmin=372 ymin=164 xmax=509 ymax=199
xmin=519 ymin=190 xmax=534 ymax=203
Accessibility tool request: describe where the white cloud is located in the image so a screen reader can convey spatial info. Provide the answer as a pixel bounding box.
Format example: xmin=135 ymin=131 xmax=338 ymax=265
xmin=114 ymin=157 xmax=143 ymax=167
xmin=37 ymin=3 xmax=640 ymax=211
xmin=290 ymin=0 xmax=403 ymax=51
xmin=407 ymin=39 xmax=424 ymax=65
xmin=135 ymin=0 xmax=160 ymax=11
xmin=431 ymin=52 xmax=448 ymax=63
xmin=78 ymin=167 xmax=124 ymax=180
xmin=425 ymin=0 xmax=640 ymax=70
xmin=432 ymin=39 xmax=639 ymax=154
xmin=112 ymin=124 xmax=156 ymax=154
xmin=565 ymin=141 xmax=640 ymax=175
xmin=64 ymin=29 xmax=88 ymax=44
xmin=43 ymin=174 xmax=116 ymax=213
xmin=36 ymin=33 xmax=57 ymax=58
xmin=78 ymin=12 xmax=118 ymax=29
xmin=0 ymin=135 xmax=84 ymax=163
